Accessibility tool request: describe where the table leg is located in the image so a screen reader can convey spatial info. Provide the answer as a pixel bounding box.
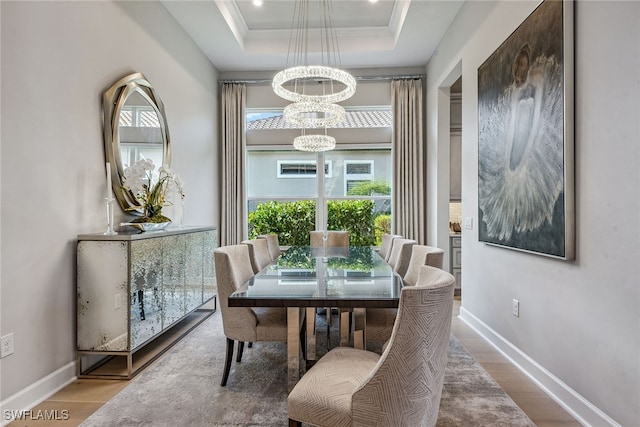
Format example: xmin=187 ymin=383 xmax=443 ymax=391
xmin=340 ymin=309 xmax=351 ymax=346
xmin=287 ymin=307 xmax=301 ymax=391
xmin=353 ymin=308 xmax=366 ymax=350
xmin=306 ymin=307 xmax=316 ymax=361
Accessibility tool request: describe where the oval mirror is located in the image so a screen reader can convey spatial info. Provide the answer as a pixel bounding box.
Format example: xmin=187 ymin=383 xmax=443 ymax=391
xmin=103 ymin=72 xmax=171 ymax=214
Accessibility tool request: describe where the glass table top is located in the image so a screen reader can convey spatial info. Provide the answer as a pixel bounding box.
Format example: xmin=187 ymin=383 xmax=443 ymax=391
xmin=229 ymin=246 xmax=403 ymax=308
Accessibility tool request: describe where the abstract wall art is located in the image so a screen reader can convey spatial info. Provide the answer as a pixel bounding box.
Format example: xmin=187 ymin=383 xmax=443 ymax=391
xmin=477 ymin=0 xmax=574 ymax=260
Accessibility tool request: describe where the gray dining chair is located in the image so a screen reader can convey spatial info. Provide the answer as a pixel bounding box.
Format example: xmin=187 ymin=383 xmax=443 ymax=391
xmin=378 ymin=233 xmax=401 ymax=261
xmin=403 ymin=245 xmax=445 ymax=286
xmin=362 ymin=245 xmax=446 ymax=344
xmin=241 ymin=238 xmax=272 ymax=274
xmin=310 ymin=230 xmax=350 ymax=247
xmin=214 ymin=244 xmax=289 ymax=386
xmin=257 ymin=233 xmax=281 ymax=261
xmin=386 ymin=238 xmax=417 ymax=277
xmin=288 ymin=265 xmax=455 ymax=427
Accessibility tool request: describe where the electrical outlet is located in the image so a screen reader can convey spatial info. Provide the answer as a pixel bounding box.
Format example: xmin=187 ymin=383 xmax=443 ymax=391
xmin=1 ymin=333 xmax=14 ymax=358
xmin=512 ymin=299 xmax=519 ymax=317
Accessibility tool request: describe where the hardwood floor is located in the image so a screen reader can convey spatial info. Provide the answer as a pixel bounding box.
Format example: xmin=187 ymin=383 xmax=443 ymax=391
xmin=450 ymin=298 xmax=582 ymax=427
xmin=8 ymin=298 xmax=580 ymax=427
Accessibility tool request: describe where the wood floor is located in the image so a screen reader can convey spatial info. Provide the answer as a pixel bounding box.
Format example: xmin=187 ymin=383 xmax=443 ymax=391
xmin=8 ymin=297 xmax=581 ymax=427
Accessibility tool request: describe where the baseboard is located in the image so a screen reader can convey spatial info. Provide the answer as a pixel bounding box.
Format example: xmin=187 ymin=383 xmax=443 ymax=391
xmin=1 ymin=361 xmax=76 ymax=426
xmin=458 ymin=307 xmax=621 ymax=427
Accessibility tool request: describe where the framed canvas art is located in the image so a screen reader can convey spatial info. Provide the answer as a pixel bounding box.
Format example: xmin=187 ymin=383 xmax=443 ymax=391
xmin=477 ymin=0 xmax=574 ymax=260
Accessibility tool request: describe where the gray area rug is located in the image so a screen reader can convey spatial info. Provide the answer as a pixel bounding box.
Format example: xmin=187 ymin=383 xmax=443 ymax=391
xmin=81 ymin=309 xmax=534 ymax=426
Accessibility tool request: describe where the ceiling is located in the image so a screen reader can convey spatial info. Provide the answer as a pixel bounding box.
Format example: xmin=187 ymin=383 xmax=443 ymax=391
xmin=161 ymin=0 xmax=464 ymax=72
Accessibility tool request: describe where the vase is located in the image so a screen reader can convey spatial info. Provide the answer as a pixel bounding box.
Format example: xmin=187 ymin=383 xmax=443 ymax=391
xmin=128 ymin=206 xmax=172 ymax=232
xmin=128 ymin=221 xmax=171 ymax=232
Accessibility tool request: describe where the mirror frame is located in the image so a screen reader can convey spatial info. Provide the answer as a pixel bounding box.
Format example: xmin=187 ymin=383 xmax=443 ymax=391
xmin=103 ymin=72 xmax=171 ymax=214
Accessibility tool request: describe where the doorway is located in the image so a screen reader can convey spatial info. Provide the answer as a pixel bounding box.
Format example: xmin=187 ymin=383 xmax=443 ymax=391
xmin=449 ymin=77 xmax=462 ymax=295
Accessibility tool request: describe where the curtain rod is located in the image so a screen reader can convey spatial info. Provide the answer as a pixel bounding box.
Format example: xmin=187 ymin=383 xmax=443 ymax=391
xmin=218 ymin=74 xmax=425 ymax=85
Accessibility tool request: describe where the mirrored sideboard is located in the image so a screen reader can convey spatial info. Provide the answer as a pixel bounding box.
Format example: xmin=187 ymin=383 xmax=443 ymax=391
xmin=77 ymin=226 xmax=217 ymax=378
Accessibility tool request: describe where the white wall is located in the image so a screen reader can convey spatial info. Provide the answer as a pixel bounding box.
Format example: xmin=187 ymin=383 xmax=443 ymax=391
xmin=0 ymin=0 xmax=218 ymax=409
xmin=426 ymin=1 xmax=639 ymax=425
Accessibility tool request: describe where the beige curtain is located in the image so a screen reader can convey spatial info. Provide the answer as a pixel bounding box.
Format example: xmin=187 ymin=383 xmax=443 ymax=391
xmin=219 ymin=83 xmax=246 ymax=246
xmin=392 ymin=79 xmax=426 ymax=243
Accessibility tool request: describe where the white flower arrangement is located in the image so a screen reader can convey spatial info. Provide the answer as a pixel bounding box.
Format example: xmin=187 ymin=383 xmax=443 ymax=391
xmin=122 ymin=158 xmax=185 ymax=222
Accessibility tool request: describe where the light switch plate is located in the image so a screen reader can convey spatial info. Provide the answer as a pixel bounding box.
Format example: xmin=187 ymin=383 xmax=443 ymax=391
xmin=464 ymin=217 xmax=473 ymax=230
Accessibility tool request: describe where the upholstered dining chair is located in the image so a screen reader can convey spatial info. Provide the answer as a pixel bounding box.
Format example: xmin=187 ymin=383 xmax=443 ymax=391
xmin=362 ymin=245 xmax=446 ymax=344
xmin=288 ymin=265 xmax=455 ymax=427
xmin=257 ymin=233 xmax=281 ymax=261
xmin=214 ymin=244 xmax=289 ymax=386
xmin=378 ymin=233 xmax=401 ymax=262
xmin=241 ymin=238 xmax=272 ymax=274
xmin=310 ymin=230 xmax=350 ymax=247
xmin=402 ymin=245 xmax=445 ymax=286
xmin=386 ymin=238 xmax=417 ymax=278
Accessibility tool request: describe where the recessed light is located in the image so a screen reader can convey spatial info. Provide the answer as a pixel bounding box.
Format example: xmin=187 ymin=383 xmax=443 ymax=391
xmin=369 ymin=0 xmax=378 ymax=3
xmin=252 ymin=0 xmax=263 ymax=6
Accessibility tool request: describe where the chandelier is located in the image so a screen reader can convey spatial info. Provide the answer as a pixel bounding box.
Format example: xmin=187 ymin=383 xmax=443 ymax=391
xmin=293 ymin=134 xmax=336 ymax=152
xmin=273 ymin=0 xmax=356 ymax=151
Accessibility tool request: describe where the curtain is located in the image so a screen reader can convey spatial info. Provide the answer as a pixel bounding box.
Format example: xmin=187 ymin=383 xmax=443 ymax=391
xmin=392 ymin=79 xmax=426 ymax=243
xmin=219 ymin=83 xmax=246 ymax=246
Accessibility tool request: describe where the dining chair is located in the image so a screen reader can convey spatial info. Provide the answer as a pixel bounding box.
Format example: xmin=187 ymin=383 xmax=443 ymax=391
xmin=402 ymin=245 xmax=445 ymax=286
xmin=214 ymin=244 xmax=290 ymax=386
xmin=362 ymin=245 xmax=446 ymax=344
xmin=310 ymin=230 xmax=350 ymax=247
xmin=378 ymin=233 xmax=401 ymax=261
xmin=386 ymin=238 xmax=417 ymax=277
xmin=288 ymin=265 xmax=455 ymax=427
xmin=241 ymin=238 xmax=272 ymax=274
xmin=257 ymin=233 xmax=281 ymax=261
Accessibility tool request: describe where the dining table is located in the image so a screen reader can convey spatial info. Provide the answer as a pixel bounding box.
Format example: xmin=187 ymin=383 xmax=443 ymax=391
xmin=227 ymin=245 xmax=404 ymax=390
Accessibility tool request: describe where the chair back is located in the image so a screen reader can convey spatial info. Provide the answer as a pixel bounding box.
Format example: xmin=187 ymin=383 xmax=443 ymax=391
xmin=310 ymin=230 xmax=349 ymax=247
xmin=241 ymin=239 xmax=272 ymax=273
xmin=351 ymin=265 xmax=454 ymax=426
xmin=214 ymin=245 xmax=259 ymax=341
xmin=379 ymin=234 xmax=401 ymax=261
xmin=257 ymin=234 xmax=281 ymax=260
xmin=386 ymin=238 xmax=417 ymax=277
xmin=402 ymin=245 xmax=445 ymax=286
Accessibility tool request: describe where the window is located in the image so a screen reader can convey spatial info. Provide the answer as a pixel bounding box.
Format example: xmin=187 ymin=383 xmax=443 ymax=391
xmin=247 ymin=149 xmax=391 ymax=246
xmin=277 ymin=161 xmax=332 ymax=178
xmin=245 ymin=105 xmax=393 ymax=245
xmin=344 ymin=161 xmax=374 ymax=195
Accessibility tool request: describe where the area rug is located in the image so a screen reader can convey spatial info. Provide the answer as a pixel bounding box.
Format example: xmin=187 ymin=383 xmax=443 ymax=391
xmin=81 ymin=309 xmax=534 ymax=426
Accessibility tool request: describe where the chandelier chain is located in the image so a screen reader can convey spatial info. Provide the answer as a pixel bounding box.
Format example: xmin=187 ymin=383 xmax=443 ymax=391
xmin=273 ymin=0 xmax=356 ymax=151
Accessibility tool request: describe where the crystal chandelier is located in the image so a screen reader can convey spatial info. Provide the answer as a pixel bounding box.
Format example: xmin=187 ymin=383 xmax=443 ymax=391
xmin=273 ymin=0 xmax=356 ymax=151
xmin=293 ymin=134 xmax=336 ymax=152
xmin=283 ymin=101 xmax=345 ymax=128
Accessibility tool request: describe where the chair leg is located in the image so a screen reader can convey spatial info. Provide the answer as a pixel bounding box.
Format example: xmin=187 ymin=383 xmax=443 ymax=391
xmin=221 ymin=338 xmax=234 ymax=386
xmin=288 ymin=419 xmax=302 ymax=427
xmin=236 ymin=341 xmax=245 ymax=363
